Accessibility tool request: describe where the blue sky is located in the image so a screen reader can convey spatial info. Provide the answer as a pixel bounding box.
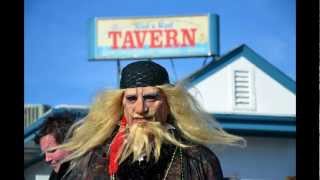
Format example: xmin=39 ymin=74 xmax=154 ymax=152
xmin=24 ymin=0 xmax=295 ymax=106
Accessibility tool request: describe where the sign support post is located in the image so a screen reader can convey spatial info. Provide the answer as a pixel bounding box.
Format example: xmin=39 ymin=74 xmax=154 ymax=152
xmin=117 ymin=59 xmax=121 ymax=88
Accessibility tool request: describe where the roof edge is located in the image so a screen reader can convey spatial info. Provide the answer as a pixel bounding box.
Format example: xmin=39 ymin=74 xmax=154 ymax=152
xmin=180 ymin=44 xmax=296 ymax=95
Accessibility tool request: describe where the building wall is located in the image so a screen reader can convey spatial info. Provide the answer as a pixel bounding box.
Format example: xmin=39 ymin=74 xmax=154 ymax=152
xmin=188 ymin=65 xmax=232 ymax=112
xmin=211 ymin=136 xmax=296 ymax=180
xmin=189 ymin=56 xmax=295 ymax=116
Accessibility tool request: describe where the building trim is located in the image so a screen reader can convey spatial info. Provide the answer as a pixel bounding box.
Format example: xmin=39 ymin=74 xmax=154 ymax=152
xmin=183 ymin=44 xmax=296 ymax=94
xmin=213 ymin=113 xmax=296 ymax=137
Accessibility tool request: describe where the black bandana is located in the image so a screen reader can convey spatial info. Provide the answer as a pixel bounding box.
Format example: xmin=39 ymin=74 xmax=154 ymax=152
xmin=120 ymin=61 xmax=169 ymax=89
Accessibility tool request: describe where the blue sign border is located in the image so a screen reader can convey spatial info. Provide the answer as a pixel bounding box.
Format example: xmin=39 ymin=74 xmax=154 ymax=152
xmin=89 ymin=14 xmax=220 ymax=60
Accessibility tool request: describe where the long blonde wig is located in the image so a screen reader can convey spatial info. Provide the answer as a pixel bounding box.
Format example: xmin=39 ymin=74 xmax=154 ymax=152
xmin=57 ymin=83 xmax=245 ymax=165
xmin=56 ymin=88 xmax=125 ymax=163
xmin=159 ymin=84 xmax=246 ymax=147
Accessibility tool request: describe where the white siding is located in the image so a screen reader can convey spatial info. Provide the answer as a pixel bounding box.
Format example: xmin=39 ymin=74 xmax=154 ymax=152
xmin=189 ymin=56 xmax=296 ymax=116
xmin=254 ymin=62 xmax=295 ymax=116
xmin=211 ymin=136 xmax=296 ymax=180
xmin=35 ymin=175 xmax=50 ymax=180
xmin=188 ymin=65 xmax=233 ymax=112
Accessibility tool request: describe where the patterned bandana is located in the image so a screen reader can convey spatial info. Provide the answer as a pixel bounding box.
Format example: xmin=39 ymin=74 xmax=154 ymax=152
xmin=120 ymin=61 xmax=169 ymax=89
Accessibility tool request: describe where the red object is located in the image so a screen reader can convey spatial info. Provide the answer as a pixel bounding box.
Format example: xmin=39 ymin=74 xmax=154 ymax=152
xmin=108 ymin=116 xmax=127 ymax=176
xmin=108 ymin=28 xmax=196 ymax=49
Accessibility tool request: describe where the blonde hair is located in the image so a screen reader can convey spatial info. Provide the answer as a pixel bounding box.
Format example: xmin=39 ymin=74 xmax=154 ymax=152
xmin=159 ymin=84 xmax=246 ymax=147
xmin=117 ymin=121 xmax=188 ymax=164
xmin=56 ymin=88 xmax=124 ymax=163
xmin=57 ymin=83 xmax=245 ymax=165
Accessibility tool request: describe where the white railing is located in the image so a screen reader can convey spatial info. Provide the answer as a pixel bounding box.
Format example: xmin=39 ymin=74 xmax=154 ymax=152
xmin=24 ymin=104 xmax=51 ymax=129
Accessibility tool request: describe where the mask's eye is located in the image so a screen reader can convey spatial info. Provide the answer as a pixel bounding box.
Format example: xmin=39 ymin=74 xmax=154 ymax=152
xmin=126 ymin=95 xmax=137 ymax=103
xmin=143 ymin=93 xmax=160 ymax=102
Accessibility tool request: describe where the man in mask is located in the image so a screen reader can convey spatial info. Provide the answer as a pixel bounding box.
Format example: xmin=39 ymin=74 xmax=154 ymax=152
xmin=57 ymin=60 xmax=245 ymax=180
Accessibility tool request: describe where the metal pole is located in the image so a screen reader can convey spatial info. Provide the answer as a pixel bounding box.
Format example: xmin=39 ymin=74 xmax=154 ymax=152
xmin=202 ymin=57 xmax=208 ymax=67
xmin=117 ymin=59 xmax=121 ymax=88
xmin=170 ymin=58 xmax=178 ymax=83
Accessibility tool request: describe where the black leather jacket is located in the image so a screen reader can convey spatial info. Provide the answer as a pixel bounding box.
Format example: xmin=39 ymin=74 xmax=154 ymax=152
xmin=63 ymin=145 xmax=223 ymax=180
xmin=49 ymin=162 xmax=70 ymax=180
xmin=62 ymin=132 xmax=224 ymax=180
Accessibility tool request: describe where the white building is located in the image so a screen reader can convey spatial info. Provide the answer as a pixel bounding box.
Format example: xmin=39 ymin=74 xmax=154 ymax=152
xmin=185 ymin=44 xmax=295 ymax=180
